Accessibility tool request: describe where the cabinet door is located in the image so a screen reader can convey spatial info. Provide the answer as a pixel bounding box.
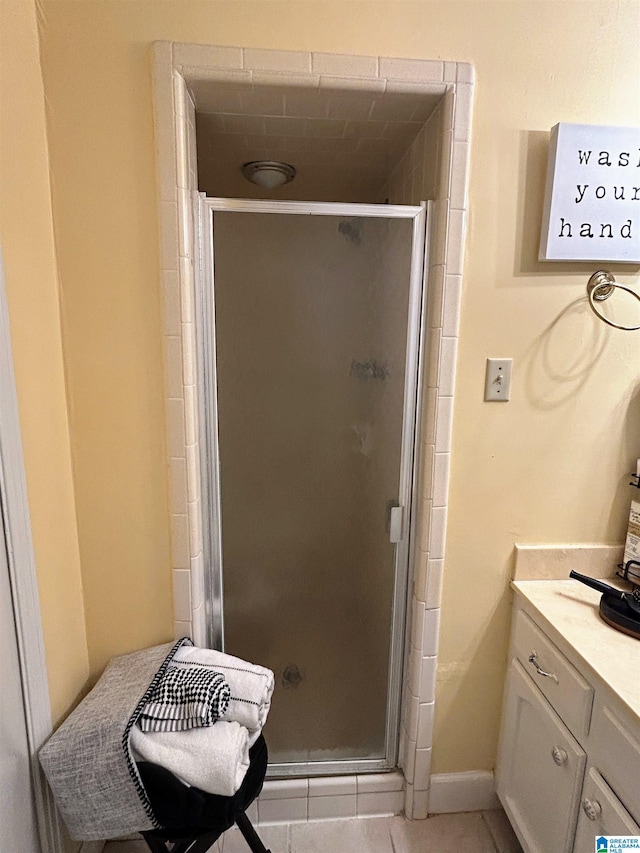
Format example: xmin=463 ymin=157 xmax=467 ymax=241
xmin=496 ymin=660 xmax=586 ymax=853
xmin=573 ymin=767 xmax=640 ymax=853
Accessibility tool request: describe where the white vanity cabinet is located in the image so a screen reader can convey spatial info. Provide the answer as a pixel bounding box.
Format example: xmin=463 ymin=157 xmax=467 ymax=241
xmin=496 ymin=581 xmax=640 ymax=853
xmin=573 ymin=767 xmax=640 ymax=850
xmin=497 ymin=658 xmax=586 ymax=853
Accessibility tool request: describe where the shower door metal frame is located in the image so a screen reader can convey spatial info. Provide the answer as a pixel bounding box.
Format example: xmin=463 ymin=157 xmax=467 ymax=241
xmin=195 ymin=195 xmax=429 ymax=778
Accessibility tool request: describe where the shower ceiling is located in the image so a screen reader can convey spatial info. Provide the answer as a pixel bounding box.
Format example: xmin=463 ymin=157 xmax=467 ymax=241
xmin=191 ymin=80 xmax=442 ymax=202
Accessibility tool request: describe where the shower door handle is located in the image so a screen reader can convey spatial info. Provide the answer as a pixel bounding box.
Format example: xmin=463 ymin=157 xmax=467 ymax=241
xmin=389 ymin=506 xmax=404 ymax=543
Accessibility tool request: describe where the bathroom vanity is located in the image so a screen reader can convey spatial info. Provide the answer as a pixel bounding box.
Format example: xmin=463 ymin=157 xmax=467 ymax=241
xmin=496 ymin=579 xmax=640 ymax=853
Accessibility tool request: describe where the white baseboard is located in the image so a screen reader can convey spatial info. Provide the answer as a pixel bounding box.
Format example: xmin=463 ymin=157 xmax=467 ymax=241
xmin=80 ymin=842 xmax=105 ymax=853
xmin=428 ymin=771 xmax=500 ymax=814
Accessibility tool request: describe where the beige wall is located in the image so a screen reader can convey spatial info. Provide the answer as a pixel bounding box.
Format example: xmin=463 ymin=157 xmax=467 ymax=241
xmin=0 ymin=0 xmax=89 ymax=725
xmin=36 ymin=0 xmax=640 ymax=771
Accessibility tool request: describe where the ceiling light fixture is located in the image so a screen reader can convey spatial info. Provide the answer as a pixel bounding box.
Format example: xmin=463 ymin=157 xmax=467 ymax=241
xmin=242 ymin=160 xmax=296 ymax=189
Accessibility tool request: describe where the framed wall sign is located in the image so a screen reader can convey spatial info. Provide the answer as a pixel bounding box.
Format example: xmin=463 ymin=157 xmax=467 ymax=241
xmin=539 ymin=123 xmax=640 ymax=263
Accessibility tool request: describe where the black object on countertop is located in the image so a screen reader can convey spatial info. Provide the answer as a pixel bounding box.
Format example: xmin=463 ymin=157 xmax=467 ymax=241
xmin=617 ymin=559 xmax=640 ymax=588
xmin=569 ymin=571 xmax=640 ymax=639
xmin=599 ymin=592 xmax=640 ymax=639
xmin=569 ymin=570 xmax=640 ymax=618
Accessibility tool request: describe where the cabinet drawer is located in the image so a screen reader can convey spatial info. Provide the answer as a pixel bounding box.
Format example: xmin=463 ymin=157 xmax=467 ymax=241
xmin=589 ymin=704 xmax=640 ymax=824
xmin=513 ymin=609 xmax=593 ymax=737
xmin=573 ymin=767 xmax=640 ymax=853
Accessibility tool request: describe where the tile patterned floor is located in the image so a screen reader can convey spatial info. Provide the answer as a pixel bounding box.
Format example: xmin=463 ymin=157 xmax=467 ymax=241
xmin=103 ymin=808 xmax=523 ymax=853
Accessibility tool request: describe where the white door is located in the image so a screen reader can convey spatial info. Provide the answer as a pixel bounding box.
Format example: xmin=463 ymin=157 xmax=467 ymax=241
xmin=0 ymin=513 xmax=39 ymax=849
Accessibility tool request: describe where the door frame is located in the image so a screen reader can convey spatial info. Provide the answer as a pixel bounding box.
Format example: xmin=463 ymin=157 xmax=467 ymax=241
xmin=0 ymin=248 xmax=64 ymax=851
xmin=195 ymin=195 xmax=430 ymax=776
xmin=153 ymin=40 xmax=474 ymax=816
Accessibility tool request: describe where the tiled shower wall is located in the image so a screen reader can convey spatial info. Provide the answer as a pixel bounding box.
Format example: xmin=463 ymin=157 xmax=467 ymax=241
xmin=154 ymin=45 xmax=208 ymax=646
xmin=377 ymin=86 xmax=471 ymax=817
xmin=152 ymin=43 xmax=473 ymax=821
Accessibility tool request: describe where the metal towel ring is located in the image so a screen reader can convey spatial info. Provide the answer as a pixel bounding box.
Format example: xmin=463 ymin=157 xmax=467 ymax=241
xmin=587 ymin=271 xmax=640 ymax=331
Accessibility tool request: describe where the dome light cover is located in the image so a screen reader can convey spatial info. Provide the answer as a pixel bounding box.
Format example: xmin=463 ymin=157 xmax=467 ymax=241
xmin=242 ymin=160 xmax=296 ymax=189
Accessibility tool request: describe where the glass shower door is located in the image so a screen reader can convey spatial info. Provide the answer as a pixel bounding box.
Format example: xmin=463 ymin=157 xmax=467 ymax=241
xmin=201 ymin=200 xmax=426 ymax=773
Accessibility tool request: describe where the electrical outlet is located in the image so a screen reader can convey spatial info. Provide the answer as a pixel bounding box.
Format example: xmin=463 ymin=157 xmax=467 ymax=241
xmin=484 ymin=358 xmax=512 ymax=401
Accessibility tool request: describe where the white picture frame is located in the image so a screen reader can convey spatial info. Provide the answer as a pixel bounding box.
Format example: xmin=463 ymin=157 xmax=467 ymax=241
xmin=539 ymin=123 xmax=640 ymax=263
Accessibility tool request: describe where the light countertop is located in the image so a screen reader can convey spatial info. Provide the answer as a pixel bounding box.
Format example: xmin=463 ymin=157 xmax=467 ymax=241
xmin=511 ymin=579 xmax=640 ymax=721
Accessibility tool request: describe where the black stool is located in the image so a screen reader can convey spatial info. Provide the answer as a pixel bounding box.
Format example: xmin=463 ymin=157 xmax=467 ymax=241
xmin=139 ymin=734 xmax=271 ymax=853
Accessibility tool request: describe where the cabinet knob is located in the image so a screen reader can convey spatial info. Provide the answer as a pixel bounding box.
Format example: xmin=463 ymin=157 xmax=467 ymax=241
xmin=582 ymin=798 xmax=602 ymax=821
xmin=551 ymin=746 xmax=568 ymax=766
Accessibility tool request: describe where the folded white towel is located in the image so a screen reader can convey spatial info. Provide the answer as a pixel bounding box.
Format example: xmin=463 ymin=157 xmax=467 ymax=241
xmin=172 ymin=647 xmax=274 ymax=737
xmin=130 ymin=721 xmax=250 ymax=797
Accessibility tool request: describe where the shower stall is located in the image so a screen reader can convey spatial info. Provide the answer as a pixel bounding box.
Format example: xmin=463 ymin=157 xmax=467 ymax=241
xmin=196 ymin=196 xmax=429 ymax=777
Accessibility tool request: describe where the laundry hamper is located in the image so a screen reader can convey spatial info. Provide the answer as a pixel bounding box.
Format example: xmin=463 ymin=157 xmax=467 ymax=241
xmin=39 ymin=639 xmax=271 ymax=852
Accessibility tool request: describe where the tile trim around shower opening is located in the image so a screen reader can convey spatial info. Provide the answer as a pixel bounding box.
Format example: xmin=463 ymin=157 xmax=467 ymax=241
xmin=152 ymin=41 xmax=474 ymax=822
